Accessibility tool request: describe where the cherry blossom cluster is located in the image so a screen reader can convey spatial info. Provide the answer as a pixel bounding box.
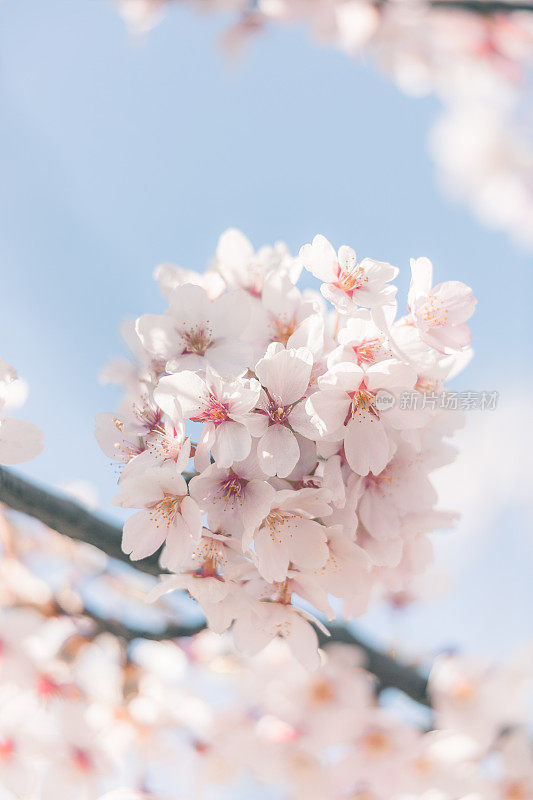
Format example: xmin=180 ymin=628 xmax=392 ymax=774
xmin=97 ymin=229 xmax=476 ymax=668
xmin=0 ymin=359 xmax=43 ymax=466
xmin=116 ymin=0 xmax=533 ymax=248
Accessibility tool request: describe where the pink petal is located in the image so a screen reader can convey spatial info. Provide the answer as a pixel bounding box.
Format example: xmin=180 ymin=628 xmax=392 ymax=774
xmin=257 ymin=424 xmax=300 ymax=478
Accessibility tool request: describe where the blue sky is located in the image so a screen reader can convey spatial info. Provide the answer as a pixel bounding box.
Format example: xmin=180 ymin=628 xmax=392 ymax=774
xmin=1 ymin=0 xmax=531 ymax=657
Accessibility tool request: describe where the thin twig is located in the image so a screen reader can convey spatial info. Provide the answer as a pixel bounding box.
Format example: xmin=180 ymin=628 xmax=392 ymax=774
xmin=79 ymin=606 xmax=207 ymax=642
xmin=0 ymin=467 xmax=430 ymax=706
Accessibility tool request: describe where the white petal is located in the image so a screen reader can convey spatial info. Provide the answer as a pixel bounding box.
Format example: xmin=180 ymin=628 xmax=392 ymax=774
xmin=232 ymin=609 xmax=273 ymax=656
xmin=211 ymin=290 xmax=252 ymax=340
xmin=254 ymin=525 xmax=290 ymax=582
xmin=306 ymin=390 xmax=349 ymax=437
xmin=194 ymin=424 xmax=215 ymax=472
xmin=180 ymin=495 xmax=203 ymax=539
xmin=287 ymin=519 xmax=329 ymax=571
xmin=431 ymin=281 xmax=476 ymax=324
xmin=122 ymin=511 xmax=167 ymax=561
xmin=135 ymin=313 xmax=176 ymax=360
xmin=257 ymin=424 xmax=300 ymax=478
xmin=338 ymin=244 xmax=357 ymax=274
xmin=318 ymin=361 xmax=364 ymax=391
xmin=154 ymin=371 xmax=207 ymax=421
xmin=359 ymin=493 xmax=400 ymax=541
xmin=344 ymin=413 xmax=390 ymax=476
xmin=287 ymin=314 xmax=324 ymax=356
xmin=408 ymin=256 xmax=433 ymax=311
xmin=298 ymin=235 xmax=338 ymax=283
xmin=241 ymin=479 xmax=276 ymax=531
xmin=227 ymin=377 xmax=261 ymax=416
xmin=0 ymin=418 xmax=43 ymax=465
xmin=366 ymin=359 xmax=417 ymax=392
xmin=207 ymin=340 xmax=252 ymax=376
xmin=146 ymin=574 xmax=188 ymax=603
xmin=212 ymin=421 xmax=251 ymax=467
xmin=114 ymin=469 xmax=165 ymax=508
xmin=288 ymin=401 xmax=320 ymax=440
xmin=352 ymin=282 xmax=397 ymax=308
xmin=255 ymin=346 xmax=312 ymax=405
xmin=321 ymin=283 xmax=355 ymax=314
xmin=286 ymin=613 xmax=321 ymax=670
xmin=215 ymin=228 xmax=254 ymax=272
xmin=160 ymin=519 xmax=195 ymax=571
xmin=168 ymin=283 xmax=212 ymax=323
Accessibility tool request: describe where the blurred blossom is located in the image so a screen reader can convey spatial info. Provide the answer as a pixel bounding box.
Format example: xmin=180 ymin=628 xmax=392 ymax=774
xmin=116 ymin=0 xmax=533 ymax=246
xmin=0 ymin=359 xmax=43 ymax=465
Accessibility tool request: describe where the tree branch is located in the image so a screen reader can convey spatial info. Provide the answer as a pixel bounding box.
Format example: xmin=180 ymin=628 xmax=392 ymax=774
xmin=0 ymin=466 xmax=429 ymax=707
xmin=428 ymin=0 xmax=533 ymax=12
xmin=79 ymin=606 xmax=208 ymax=642
xmin=318 ymin=626 xmax=430 ymax=706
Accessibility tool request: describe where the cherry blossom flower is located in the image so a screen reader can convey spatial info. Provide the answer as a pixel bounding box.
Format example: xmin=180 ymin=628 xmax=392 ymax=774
xmin=356 ymin=441 xmax=439 ymax=542
xmin=336 ymin=309 xmax=393 ymax=366
xmin=213 ymin=227 xmax=301 ymax=296
xmin=245 ymin=487 xmax=332 ymax=583
xmin=154 ymin=366 xmax=261 ymax=468
xmin=114 ymin=465 xmax=202 ymax=566
xmin=130 ymin=418 xmax=191 ymax=474
xmin=299 ymin=234 xmax=398 ymax=314
xmin=407 ymin=257 xmax=477 ymax=353
xmin=147 ymin=570 xmax=242 ymax=633
xmin=254 ymin=343 xmax=315 ymax=477
xmin=250 ymin=271 xmax=320 ymax=356
xmin=307 ymin=358 xmax=422 ymax=475
xmin=136 ymin=283 xmax=253 ymax=375
xmin=188 ymin=456 xmax=275 ymax=537
xmin=94 ymin=412 xmax=145 ymax=466
xmin=154 ymin=260 xmax=226 ymax=301
xmin=232 ymin=603 xmax=324 ymax=670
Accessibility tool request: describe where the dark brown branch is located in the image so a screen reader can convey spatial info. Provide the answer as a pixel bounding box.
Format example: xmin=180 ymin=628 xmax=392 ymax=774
xmin=0 ymin=466 xmax=430 ymax=706
xmin=249 ymin=0 xmax=533 ymax=15
xmin=318 ymin=626 xmax=430 ymax=706
xmin=428 ymin=0 xmax=533 ymax=12
xmin=79 ymin=606 xmax=207 ymax=642
xmin=81 ymin=613 xmax=430 ymax=705
xmin=371 ymin=0 xmax=533 ymax=12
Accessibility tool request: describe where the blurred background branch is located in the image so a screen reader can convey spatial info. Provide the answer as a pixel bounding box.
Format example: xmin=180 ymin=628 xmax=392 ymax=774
xmin=424 ymin=1 xmax=533 ymax=11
